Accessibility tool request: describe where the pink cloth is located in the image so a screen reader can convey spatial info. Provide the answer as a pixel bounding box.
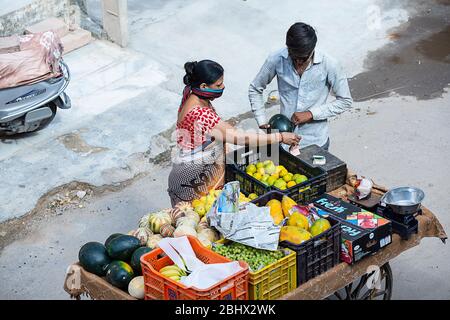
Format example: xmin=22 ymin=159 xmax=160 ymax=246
xmin=0 ymin=31 xmax=63 ymax=89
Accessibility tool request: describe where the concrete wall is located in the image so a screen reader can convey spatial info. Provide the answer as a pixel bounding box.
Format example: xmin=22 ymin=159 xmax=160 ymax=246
xmin=0 ymin=0 xmax=71 ymax=37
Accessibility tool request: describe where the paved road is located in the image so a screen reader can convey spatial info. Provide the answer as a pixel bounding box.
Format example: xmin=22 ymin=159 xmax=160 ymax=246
xmin=0 ymin=0 xmax=449 ymax=299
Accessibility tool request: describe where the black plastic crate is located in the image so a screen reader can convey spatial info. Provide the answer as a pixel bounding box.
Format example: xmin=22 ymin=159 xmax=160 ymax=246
xmin=279 ymin=217 xmax=341 ymax=287
xmin=297 ymin=144 xmax=347 ymax=192
xmin=250 ymin=190 xmax=341 ymax=287
xmin=250 ymin=190 xmax=285 ymax=207
xmin=225 ymin=145 xmax=327 ymax=204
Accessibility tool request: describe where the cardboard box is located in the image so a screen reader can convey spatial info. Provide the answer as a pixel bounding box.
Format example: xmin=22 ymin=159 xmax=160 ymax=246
xmin=312 ymin=194 xmax=392 ymax=264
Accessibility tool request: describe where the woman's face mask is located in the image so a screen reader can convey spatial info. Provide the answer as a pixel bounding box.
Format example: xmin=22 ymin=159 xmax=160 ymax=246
xmin=199 ymin=87 xmax=224 ymax=98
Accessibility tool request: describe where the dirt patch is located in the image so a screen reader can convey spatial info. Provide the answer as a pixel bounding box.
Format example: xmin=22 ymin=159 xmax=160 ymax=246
xmin=58 ymin=132 xmax=109 ymax=155
xmin=349 ymin=0 xmax=450 ymax=101
xmin=0 ymin=175 xmax=149 ymax=253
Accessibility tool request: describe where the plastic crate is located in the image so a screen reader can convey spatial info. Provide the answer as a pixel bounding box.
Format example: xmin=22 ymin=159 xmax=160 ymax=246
xmin=296 ymin=144 xmax=347 ymax=192
xmin=213 ymin=239 xmax=297 ymax=300
xmin=226 ymin=145 xmax=327 ymax=204
xmin=252 ymin=191 xmax=341 ymax=286
xmin=140 ymin=236 xmax=249 ymax=300
xmin=279 ymin=217 xmax=341 ymax=286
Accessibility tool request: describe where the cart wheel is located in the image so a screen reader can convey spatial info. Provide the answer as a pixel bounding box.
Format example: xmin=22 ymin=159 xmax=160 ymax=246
xmin=326 ymin=262 xmax=393 ymax=300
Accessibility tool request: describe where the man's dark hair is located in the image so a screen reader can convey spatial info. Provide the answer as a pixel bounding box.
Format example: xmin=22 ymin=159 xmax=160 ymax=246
xmin=286 ymin=22 xmax=317 ymax=58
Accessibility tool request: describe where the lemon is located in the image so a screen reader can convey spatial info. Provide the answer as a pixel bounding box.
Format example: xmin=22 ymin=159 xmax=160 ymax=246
xmin=262 ymin=174 xmax=270 ymax=182
xmin=283 ymin=173 xmax=293 ymax=182
xmin=253 ymin=172 xmax=262 ymax=181
xmin=274 ymin=179 xmax=287 ymax=190
xmin=267 ymin=176 xmax=277 ymax=186
xmin=271 ymin=172 xmax=279 ymax=179
xmin=263 ymin=160 xmax=274 ymax=166
xmin=279 ymin=168 xmax=288 ymax=177
xmin=287 ymin=181 xmax=296 ymax=188
xmin=248 ymin=193 xmax=258 ymax=200
xmin=246 ymin=164 xmax=257 ymax=174
xmin=257 ymin=167 xmax=265 ymax=176
xmin=256 ymin=162 xmax=264 ymax=169
xmin=206 ymin=195 xmax=215 ymax=206
xmin=192 ymin=199 xmax=203 ymax=208
xmin=295 ymin=174 xmax=308 ymax=184
xmin=194 ymin=205 xmax=206 ymax=217
xmin=264 ymin=163 xmax=277 ymax=175
xmin=200 ymin=196 xmax=207 ymax=204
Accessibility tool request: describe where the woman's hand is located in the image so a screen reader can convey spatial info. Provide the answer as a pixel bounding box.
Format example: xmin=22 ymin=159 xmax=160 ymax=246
xmin=280 ymin=132 xmax=301 ymax=146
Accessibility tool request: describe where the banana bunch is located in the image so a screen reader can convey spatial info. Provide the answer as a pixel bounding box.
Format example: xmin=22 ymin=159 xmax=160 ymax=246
xmin=159 ymin=264 xmax=186 ymax=282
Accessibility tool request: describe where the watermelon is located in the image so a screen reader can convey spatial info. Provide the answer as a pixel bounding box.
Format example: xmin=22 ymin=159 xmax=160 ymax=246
xmin=268 ymin=114 xmax=294 ymax=132
xmin=106 ymin=235 xmax=141 ymax=261
xmin=104 ymin=233 xmax=124 ymax=248
xmin=130 ymin=247 xmax=151 ymax=275
xmin=78 ymin=242 xmax=111 ymax=276
xmin=105 ymin=261 xmax=134 ymax=290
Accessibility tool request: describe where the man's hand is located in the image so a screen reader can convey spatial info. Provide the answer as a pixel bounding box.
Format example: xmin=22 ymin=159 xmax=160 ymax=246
xmin=291 ymin=111 xmax=313 ymax=126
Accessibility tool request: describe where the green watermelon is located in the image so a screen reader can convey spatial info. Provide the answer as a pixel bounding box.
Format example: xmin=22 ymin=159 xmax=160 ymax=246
xmin=130 ymin=247 xmax=151 ymax=275
xmin=106 ymin=235 xmax=141 ymax=261
xmin=268 ymin=114 xmax=294 ymax=132
xmin=104 ymin=233 xmax=124 ymax=248
xmin=105 ymin=261 xmax=135 ymax=290
xmin=78 ymin=242 xmax=112 ymax=276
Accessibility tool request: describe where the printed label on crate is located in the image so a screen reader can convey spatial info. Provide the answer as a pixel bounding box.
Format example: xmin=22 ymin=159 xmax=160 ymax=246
xmin=314 ymin=195 xmax=390 ymax=229
xmin=313 ymin=194 xmax=392 ymax=264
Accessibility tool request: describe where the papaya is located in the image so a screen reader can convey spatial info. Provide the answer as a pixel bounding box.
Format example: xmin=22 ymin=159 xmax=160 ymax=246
xmin=287 ymin=212 xmax=310 ymax=231
xmin=279 ymin=226 xmax=312 ymax=245
xmin=266 ymin=199 xmax=284 ymax=225
xmin=281 ymin=195 xmax=297 ymax=217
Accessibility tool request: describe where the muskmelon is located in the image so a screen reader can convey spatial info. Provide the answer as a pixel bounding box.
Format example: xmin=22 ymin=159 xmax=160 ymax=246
xmin=105 ymin=261 xmax=134 ymax=290
xmin=106 ymin=235 xmax=141 ymax=261
xmin=128 ymin=276 xmax=145 ymax=299
xmin=148 ymin=211 xmax=172 ymax=233
xmin=78 ymin=242 xmax=112 ymax=276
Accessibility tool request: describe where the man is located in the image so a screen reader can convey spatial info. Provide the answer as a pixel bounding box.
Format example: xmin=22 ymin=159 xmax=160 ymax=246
xmin=249 ymin=22 xmax=353 ymax=151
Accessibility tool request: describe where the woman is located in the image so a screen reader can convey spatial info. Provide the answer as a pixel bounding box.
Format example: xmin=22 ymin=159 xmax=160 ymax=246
xmin=168 ymin=60 xmax=300 ymax=206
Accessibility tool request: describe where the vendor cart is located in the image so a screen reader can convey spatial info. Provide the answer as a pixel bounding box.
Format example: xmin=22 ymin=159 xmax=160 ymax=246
xmin=63 ymin=176 xmax=447 ymax=300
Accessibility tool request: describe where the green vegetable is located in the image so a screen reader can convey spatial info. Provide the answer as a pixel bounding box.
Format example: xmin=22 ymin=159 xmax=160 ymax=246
xmin=212 ymin=242 xmax=285 ymax=272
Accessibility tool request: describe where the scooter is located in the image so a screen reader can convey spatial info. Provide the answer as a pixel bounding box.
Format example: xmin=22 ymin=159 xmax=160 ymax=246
xmin=0 ymin=60 xmax=71 ymax=135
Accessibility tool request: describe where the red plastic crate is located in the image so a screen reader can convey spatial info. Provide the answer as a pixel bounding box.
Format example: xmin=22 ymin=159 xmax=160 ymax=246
xmin=140 ymin=236 xmax=249 ymax=300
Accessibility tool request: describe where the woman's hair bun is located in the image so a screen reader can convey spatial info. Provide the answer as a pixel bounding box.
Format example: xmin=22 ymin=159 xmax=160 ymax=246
xmin=183 ymin=61 xmax=198 ymax=85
